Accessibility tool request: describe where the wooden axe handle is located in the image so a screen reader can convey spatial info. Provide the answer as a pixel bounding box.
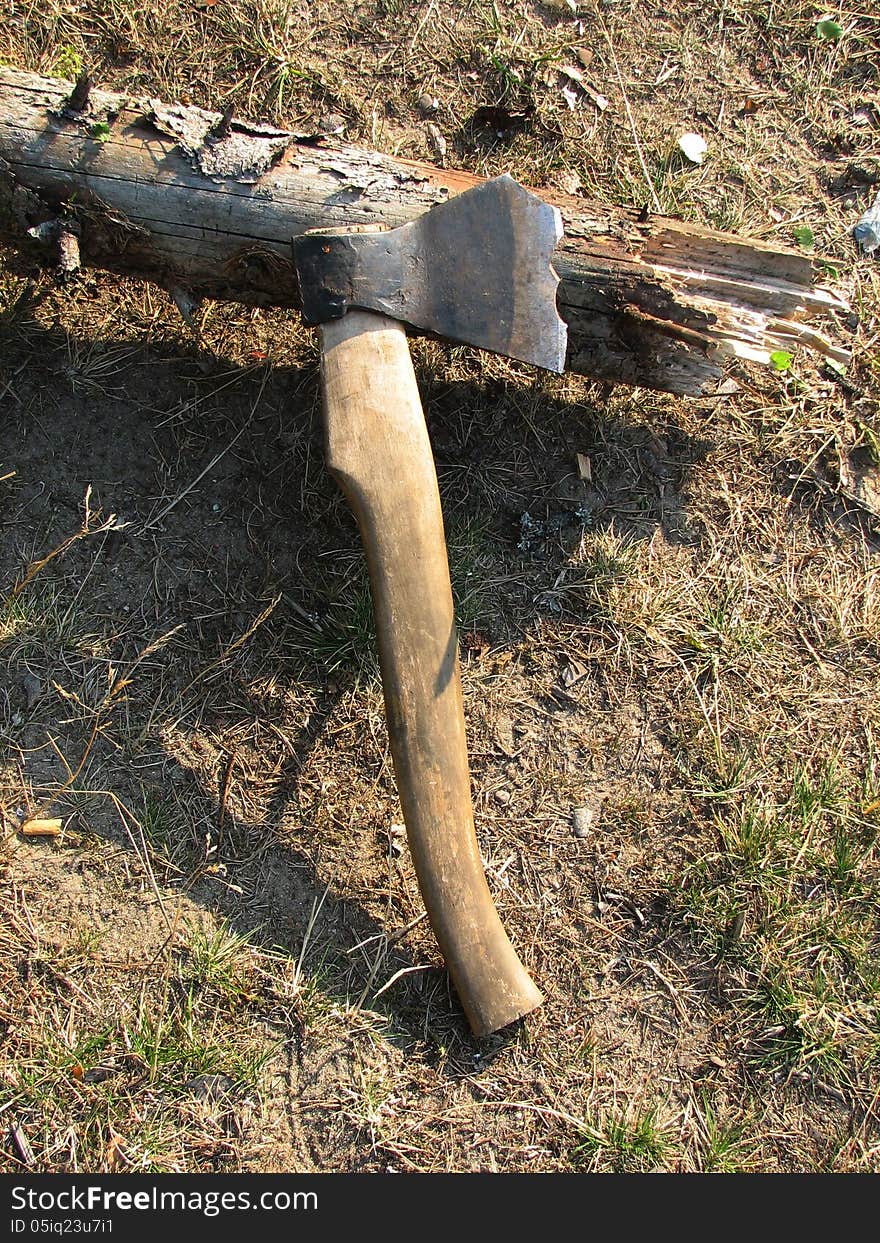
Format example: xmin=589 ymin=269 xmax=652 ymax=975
xmin=319 ymin=310 xmax=542 ymax=1037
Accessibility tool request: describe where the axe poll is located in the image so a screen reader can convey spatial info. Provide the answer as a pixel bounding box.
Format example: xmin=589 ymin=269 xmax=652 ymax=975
xmin=292 ymin=176 xmax=566 ymax=1036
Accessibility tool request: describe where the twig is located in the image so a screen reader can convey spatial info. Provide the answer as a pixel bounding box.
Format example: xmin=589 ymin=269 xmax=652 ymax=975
xmin=346 ymin=911 xmax=427 ymax=955
xmin=167 ymin=594 xmax=281 ymax=720
xmin=9 ymin=486 xmax=120 ymax=599
xmin=632 ymin=957 xmax=690 ymax=1022
xmin=139 ymin=369 xmax=268 ymax=532
xmin=409 ymin=0 xmax=437 ymax=52
xmin=373 ymin=964 xmax=432 ymax=998
xmin=109 ymin=793 xmax=174 ymax=933
xmin=217 ymin=748 xmax=237 ymax=838
xmin=38 ymin=715 xmax=102 ymax=820
xmin=8 ymin=1124 xmax=36 ymax=1166
xmin=599 ymin=18 xmax=662 ymax=213
xmin=292 ymin=885 xmax=332 ymax=996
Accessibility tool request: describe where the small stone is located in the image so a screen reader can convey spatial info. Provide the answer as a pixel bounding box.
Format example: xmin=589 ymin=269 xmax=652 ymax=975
xmin=184 ymin=1073 xmax=235 ymax=1103
xmin=494 ymin=715 xmax=516 ymax=756
xmin=551 ymin=168 xmax=582 ymax=196
xmin=494 ymin=789 xmax=512 ymax=805
xmin=572 ymin=805 xmax=594 ymax=838
xmin=417 ymin=93 xmax=439 ymax=116
xmin=20 ymin=670 xmax=41 ymax=709
xmin=316 ymin=111 xmax=346 ymax=137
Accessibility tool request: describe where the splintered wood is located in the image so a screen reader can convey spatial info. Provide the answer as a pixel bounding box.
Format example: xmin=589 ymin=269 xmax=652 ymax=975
xmin=0 ymin=67 xmax=849 ymax=395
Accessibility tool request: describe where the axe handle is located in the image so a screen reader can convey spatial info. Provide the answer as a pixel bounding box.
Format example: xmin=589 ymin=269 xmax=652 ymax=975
xmin=319 ymin=310 xmax=542 ymax=1037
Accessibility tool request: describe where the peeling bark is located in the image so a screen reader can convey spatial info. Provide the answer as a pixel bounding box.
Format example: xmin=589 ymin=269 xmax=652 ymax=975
xmin=0 ymin=68 xmax=849 ymax=395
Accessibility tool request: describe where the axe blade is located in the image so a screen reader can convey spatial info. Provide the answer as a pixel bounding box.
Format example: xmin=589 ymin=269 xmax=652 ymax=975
xmin=294 ymin=174 xmax=568 ymax=373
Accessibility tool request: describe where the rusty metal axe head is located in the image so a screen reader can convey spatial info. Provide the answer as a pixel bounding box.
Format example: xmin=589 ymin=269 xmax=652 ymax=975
xmin=293 ymin=175 xmax=567 ymax=373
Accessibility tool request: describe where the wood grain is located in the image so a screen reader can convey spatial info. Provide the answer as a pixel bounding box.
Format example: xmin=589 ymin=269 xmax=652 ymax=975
xmin=0 ymin=69 xmax=847 ymax=395
xmin=320 ymin=310 xmax=542 ymax=1036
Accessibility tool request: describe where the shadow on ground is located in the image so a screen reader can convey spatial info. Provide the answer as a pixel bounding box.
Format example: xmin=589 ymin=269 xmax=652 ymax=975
xmin=2 ymin=302 xmax=715 ymax=1069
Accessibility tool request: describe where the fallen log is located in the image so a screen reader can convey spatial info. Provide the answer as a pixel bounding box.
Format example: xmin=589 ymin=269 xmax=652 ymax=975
xmin=0 ymin=68 xmax=848 ymax=395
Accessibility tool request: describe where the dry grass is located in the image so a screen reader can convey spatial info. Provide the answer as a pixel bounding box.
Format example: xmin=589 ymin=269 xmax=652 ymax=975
xmin=2 ymin=0 xmax=879 ymax=1172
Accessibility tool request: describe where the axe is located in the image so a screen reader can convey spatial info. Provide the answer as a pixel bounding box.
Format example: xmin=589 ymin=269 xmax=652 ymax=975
xmin=292 ymin=175 xmax=566 ymax=1037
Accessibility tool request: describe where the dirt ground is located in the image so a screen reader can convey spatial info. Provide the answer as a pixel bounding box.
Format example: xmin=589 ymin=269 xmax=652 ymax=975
xmin=1 ymin=1 xmax=879 ymax=1172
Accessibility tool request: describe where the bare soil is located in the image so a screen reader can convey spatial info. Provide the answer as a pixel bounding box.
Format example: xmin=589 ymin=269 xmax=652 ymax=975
xmin=1 ymin=0 xmax=879 ymax=1173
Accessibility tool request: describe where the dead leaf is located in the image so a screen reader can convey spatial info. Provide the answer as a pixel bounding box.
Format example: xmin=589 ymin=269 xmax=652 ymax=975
xmin=461 ymin=630 xmax=490 ymax=658
xmin=561 ymin=85 xmax=578 ymax=111
xmin=560 ymin=63 xmax=586 ymax=87
xmin=105 ymin=1127 xmax=127 ymax=1171
xmin=561 ymin=658 xmax=590 ymax=688
xmin=576 ymin=452 xmax=592 ymax=482
xmin=559 ymin=64 xmax=609 ymax=112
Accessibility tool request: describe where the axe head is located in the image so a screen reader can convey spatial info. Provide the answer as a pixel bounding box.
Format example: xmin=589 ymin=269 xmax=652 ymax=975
xmin=293 ymin=175 xmax=567 ymax=373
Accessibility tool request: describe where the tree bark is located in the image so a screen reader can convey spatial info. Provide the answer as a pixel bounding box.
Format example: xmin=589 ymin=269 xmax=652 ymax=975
xmin=0 ymin=68 xmax=847 ymax=395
